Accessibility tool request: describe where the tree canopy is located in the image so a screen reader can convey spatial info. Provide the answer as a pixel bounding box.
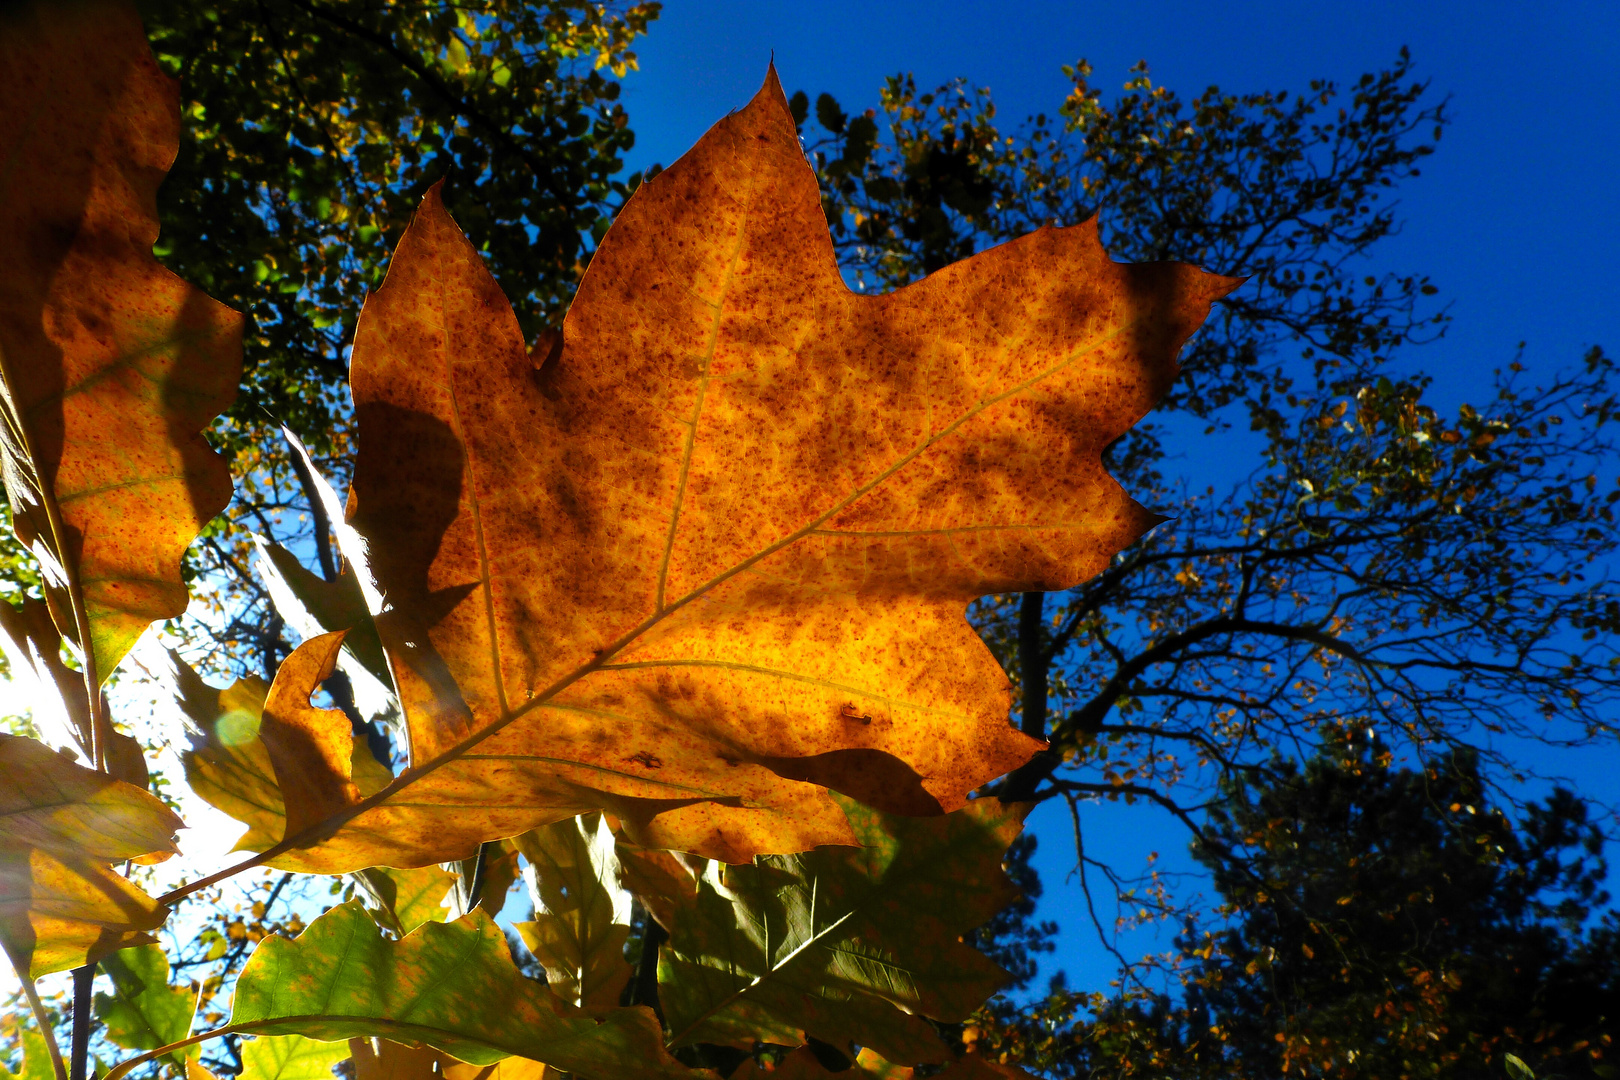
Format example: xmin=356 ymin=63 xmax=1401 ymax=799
xmin=967 ymin=738 xmax=1619 ymax=1079
xmin=793 ymin=46 xmax=1619 ymax=1076
xmin=2 ymin=7 xmax=1616 ymax=1080
xmin=141 ymin=0 xmax=658 ymax=446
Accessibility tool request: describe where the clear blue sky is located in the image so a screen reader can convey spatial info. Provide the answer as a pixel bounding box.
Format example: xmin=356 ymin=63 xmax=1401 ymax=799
xmin=613 ymin=2 xmax=1620 ymax=993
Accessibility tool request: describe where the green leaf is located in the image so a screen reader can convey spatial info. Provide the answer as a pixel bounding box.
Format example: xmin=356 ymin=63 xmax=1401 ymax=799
xmin=1504 ymin=1054 xmax=1535 ymax=1080
xmin=225 ymin=901 xmax=692 ymax=1078
xmin=239 ymin=1036 xmax=349 ymax=1080
xmin=94 ymin=944 xmax=198 ymax=1063
xmin=658 ymin=796 xmax=1026 ymax=1064
xmin=350 ymin=864 xmax=455 ymax=936
xmin=815 ymin=92 xmax=845 ymax=134
xmin=511 ymin=814 xmax=633 ymax=1010
xmin=0 ymin=1026 xmax=57 ymax=1080
xmin=170 ymin=659 xmax=280 ymax=853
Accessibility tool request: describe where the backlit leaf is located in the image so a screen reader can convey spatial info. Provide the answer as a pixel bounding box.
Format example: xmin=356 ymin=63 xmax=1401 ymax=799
xmin=223 ymin=901 xmax=692 ymax=1079
xmin=347 ymin=1040 xmax=550 ymax=1080
xmin=257 ymin=633 xmax=365 ymax=842
xmin=612 ymin=838 xmax=698 ymax=934
xmin=239 ymin=1036 xmax=349 ymax=1080
xmin=472 ymin=840 xmax=522 ymax=920
xmin=351 ymin=864 xmax=455 ymax=937
xmin=252 ymin=537 xmax=393 ymax=717
xmin=168 ymin=650 xmax=389 ymax=854
xmin=93 ymin=943 xmax=198 ymax=1064
xmin=0 ymin=1026 xmax=56 ymax=1080
xmin=657 ymin=796 xmax=1027 ymax=1063
xmin=0 ymin=733 xmax=180 ymax=978
xmin=0 ymin=599 xmax=93 ymax=754
xmin=271 ymin=66 xmax=1233 ymax=871
xmin=0 ymin=598 xmax=147 ymax=788
xmin=442 ymin=1059 xmax=549 ymax=1080
xmin=169 ymin=655 xmax=280 ymax=853
xmin=511 ymin=815 xmax=634 ymax=1010
xmin=0 ymin=0 xmax=239 ymax=691
xmin=347 ymin=1038 xmax=443 ymax=1080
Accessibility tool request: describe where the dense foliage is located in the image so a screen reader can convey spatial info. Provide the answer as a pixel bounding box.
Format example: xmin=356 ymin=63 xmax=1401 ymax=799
xmin=2 ymin=5 xmax=1220 ymax=1080
xmin=141 ymin=0 xmax=658 ymax=445
xmin=967 ymin=740 xmax=1619 ymax=1079
xmin=2 ymin=6 xmax=1615 ymax=1080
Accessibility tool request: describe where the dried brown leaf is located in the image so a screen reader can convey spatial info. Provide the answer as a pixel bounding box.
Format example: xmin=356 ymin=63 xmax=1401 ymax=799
xmin=240 ymin=66 xmax=1235 ymax=872
xmin=0 ymin=0 xmax=239 ymax=700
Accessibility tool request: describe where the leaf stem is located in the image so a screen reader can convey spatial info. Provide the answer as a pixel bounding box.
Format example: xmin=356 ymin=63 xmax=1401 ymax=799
xmin=17 ymin=972 xmax=70 ymax=1080
xmin=101 ymin=1030 xmax=215 ymax=1080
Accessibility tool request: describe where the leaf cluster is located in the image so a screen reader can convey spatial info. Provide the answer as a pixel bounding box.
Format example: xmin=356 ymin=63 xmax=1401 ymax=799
xmin=4 ymin=11 xmax=1211 ymax=1080
xmin=139 ymin=0 xmax=659 ymax=452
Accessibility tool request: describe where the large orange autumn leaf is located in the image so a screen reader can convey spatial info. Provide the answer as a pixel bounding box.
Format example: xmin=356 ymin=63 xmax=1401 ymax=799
xmin=245 ymin=68 xmax=1237 ymax=873
xmin=0 ymin=0 xmax=240 ymax=711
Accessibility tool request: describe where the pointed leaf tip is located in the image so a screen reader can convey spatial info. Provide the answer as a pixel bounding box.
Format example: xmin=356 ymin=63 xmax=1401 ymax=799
xmin=260 ymin=632 xmax=364 ymax=845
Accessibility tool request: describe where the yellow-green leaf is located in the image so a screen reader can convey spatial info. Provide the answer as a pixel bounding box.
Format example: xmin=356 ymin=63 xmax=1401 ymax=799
xmin=350 ymin=864 xmax=455 ymax=936
xmin=257 ymin=633 xmax=365 ymax=843
xmin=0 ymin=598 xmax=148 ymax=789
xmin=168 ymin=651 xmax=389 ymax=854
xmin=239 ymin=1036 xmax=349 ymax=1080
xmin=0 ymin=0 xmax=239 ymax=694
xmin=251 ymin=532 xmax=392 ymax=713
xmin=657 ymin=796 xmax=1027 ymax=1064
xmin=347 ymin=1039 xmax=550 ymax=1080
xmin=0 ymin=1026 xmax=57 ymax=1080
xmin=93 ymin=943 xmax=198 ymax=1064
xmin=612 ymin=837 xmax=697 ymax=934
xmin=0 ymin=733 xmax=180 ymax=978
xmin=0 ymin=598 xmax=93 ymax=755
xmin=219 ymin=902 xmax=692 ymax=1079
xmin=170 ymin=655 xmax=280 ymax=853
xmin=511 ymin=814 xmax=633 ymax=1010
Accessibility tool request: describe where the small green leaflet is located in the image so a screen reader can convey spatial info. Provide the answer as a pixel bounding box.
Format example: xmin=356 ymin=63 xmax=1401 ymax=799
xmin=94 ymin=943 xmax=198 ymax=1063
xmin=658 ymin=796 xmax=1026 ymax=1064
xmin=0 ymin=1026 xmax=56 ymax=1080
xmin=512 ymin=814 xmax=634 ymax=1010
xmin=239 ymin=1036 xmax=349 ymax=1080
xmin=228 ymin=902 xmax=690 ymax=1077
xmin=1505 ymin=1055 xmax=1536 ymax=1080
